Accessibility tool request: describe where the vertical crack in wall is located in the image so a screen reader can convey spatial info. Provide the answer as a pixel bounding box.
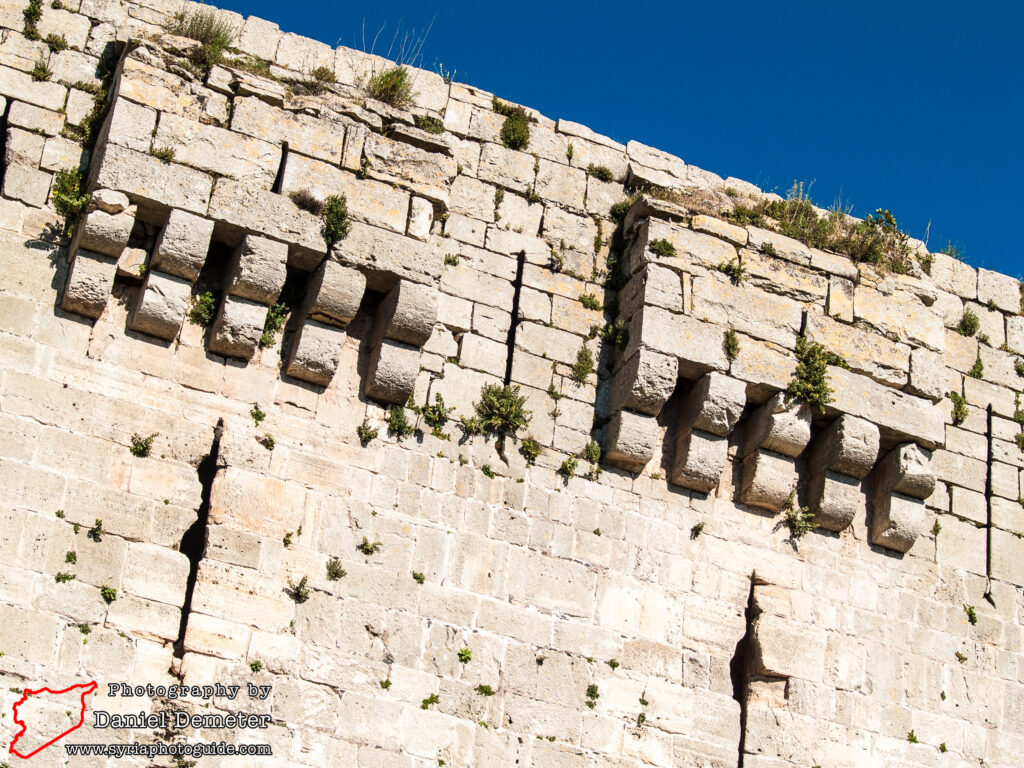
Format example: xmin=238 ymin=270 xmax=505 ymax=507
xmin=503 ymin=250 xmax=527 ymax=386
xmin=730 ymin=572 xmax=758 ymax=768
xmin=271 ymin=141 xmax=289 ymax=194
xmin=173 ymin=419 xmax=222 ymax=658
xmin=0 ymin=99 xmax=12 ymax=184
xmin=984 ymin=404 xmax=994 ymax=602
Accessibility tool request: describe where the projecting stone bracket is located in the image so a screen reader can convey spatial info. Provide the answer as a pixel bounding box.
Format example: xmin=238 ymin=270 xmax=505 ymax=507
xmin=740 ymin=394 xmax=812 ymax=512
xmin=670 ymin=372 xmax=746 ymax=492
xmin=806 ymin=415 xmax=880 ymax=531
xmin=363 ymin=279 xmax=440 ymax=404
xmin=869 ymin=443 xmax=935 ymax=553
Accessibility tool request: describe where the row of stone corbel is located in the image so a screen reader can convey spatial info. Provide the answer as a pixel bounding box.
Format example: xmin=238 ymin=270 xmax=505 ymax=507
xmin=606 ymin=366 xmax=934 ymax=552
xmin=60 ymin=195 xmax=438 ymax=402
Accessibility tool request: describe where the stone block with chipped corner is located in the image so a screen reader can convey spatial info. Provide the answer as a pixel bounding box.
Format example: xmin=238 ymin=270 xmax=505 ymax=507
xmin=605 ymin=410 xmax=658 ymax=473
xmin=365 ymin=338 xmax=420 ymax=404
xmin=609 ymin=348 xmax=678 ymax=416
xmin=741 ymin=449 xmax=797 ymax=513
xmin=61 ymin=249 xmax=117 ymax=319
xmin=225 ymin=234 xmax=288 ymax=305
xmin=301 ymin=260 xmax=366 ymax=328
xmin=285 ymin=320 xmax=346 ymax=386
xmin=128 ymin=270 xmax=192 ymax=341
xmin=743 ymin=393 xmax=811 ymax=458
xmin=671 ymin=428 xmax=727 ymax=493
xmin=374 ymin=280 xmax=439 ymax=348
xmin=208 ymin=296 xmax=267 ymax=360
xmin=150 ymin=209 xmax=215 ymax=281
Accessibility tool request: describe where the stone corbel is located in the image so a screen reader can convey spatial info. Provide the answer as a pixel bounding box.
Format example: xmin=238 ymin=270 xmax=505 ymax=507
xmin=740 ymin=393 xmax=812 ymax=512
xmin=869 ymin=443 xmax=935 ymax=553
xmin=363 ymin=279 xmax=439 ymax=404
xmin=806 ymin=415 xmax=880 ymax=532
xmin=670 ymin=372 xmax=746 ymax=492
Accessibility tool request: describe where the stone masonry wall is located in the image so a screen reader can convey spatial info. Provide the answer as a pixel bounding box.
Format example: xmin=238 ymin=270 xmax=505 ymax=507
xmin=0 ymin=0 xmax=1021 ymax=765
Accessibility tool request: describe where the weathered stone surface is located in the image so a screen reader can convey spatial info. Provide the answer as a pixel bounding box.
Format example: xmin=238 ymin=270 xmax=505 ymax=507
xmin=2 ymin=163 xmax=50 ymax=206
xmin=873 ymin=443 xmax=936 ymax=500
xmin=333 ymin=221 xmax=441 ymax=288
xmin=285 ymin=320 xmax=346 ymax=386
xmin=852 ymin=284 xmax=943 ymax=351
xmin=743 ymin=393 xmax=811 ymax=458
xmin=670 ymin=428 xmax=727 ymax=493
xmin=93 ymin=144 xmax=213 ymax=215
xmin=976 ymin=268 xmax=1020 ymax=314
xmin=209 ymin=296 xmax=267 ymax=360
xmin=128 ymin=270 xmax=192 ymax=341
xmin=225 ymin=235 xmax=288 ymax=305
xmin=605 ymin=410 xmax=658 ymax=472
xmin=0 ymin=64 xmax=66 ymax=110
xmin=408 ymin=196 xmax=433 ymax=241
xmin=809 ymin=415 xmax=879 ymax=479
xmin=62 ymin=249 xmax=116 ymax=319
xmin=677 ymin=372 xmax=746 ymax=437
xmin=691 ymin=215 xmax=747 ymax=247
xmin=626 ymin=140 xmax=686 ymax=180
xmin=365 ymin=338 xmax=420 ymax=404
xmin=691 ymin=272 xmax=802 ymax=349
xmin=150 ymin=209 xmax=215 ymax=281
xmin=628 ymin=218 xmax=736 ymax=275
xmin=828 ymin=366 xmax=944 ymax=448
xmin=534 ymin=158 xmax=586 ymax=211
xmin=302 ymin=260 xmax=366 ymax=327
xmin=870 ymin=492 xmax=925 ymax=553
xmin=231 ymin=96 xmax=344 ymax=164
xmin=363 ymin=132 xmax=457 ymax=203
xmin=806 ymin=470 xmax=860 ymax=532
xmin=740 ymin=449 xmax=796 ymax=512
xmin=477 ymin=142 xmax=535 ymax=192
xmin=618 ymin=264 xmax=684 ymax=316
xmin=904 ymin=346 xmax=945 ymax=403
xmin=374 ymin=280 xmax=439 ymax=347
xmin=826 ymin=276 xmax=854 ymax=322
xmin=622 ymin=305 xmax=727 ymax=377
xmin=208 ymin=179 xmax=324 ymax=262
xmin=609 ymin=348 xmax=679 ymax=416
xmin=91 ymin=189 xmax=130 ymax=214
xmin=746 ymin=227 xmax=810 ymax=265
xmin=72 ymin=206 xmax=136 ymax=259
xmin=116 ymin=246 xmax=147 ymax=277
xmin=153 ymin=112 xmax=280 ymax=185
xmin=805 ymin=311 xmax=909 ymax=389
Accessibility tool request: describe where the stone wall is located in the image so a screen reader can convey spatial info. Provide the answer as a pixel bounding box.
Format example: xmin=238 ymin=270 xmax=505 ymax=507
xmin=0 ymin=0 xmax=1021 ymax=765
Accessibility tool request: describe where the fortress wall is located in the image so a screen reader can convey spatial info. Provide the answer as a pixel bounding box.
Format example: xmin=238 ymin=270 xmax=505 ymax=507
xmin=0 ymin=0 xmax=1021 ymax=765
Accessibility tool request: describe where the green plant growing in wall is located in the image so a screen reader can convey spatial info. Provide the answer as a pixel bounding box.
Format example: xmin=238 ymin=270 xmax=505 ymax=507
xmin=475 ymin=684 xmax=494 ymax=696
xmin=948 ymin=391 xmax=968 ymax=425
xmin=691 ymin=522 xmax=705 ymax=539
xmin=481 ymin=464 xmax=495 ymax=479
xmin=250 ymin=403 xmax=266 ymax=426
xmin=100 ymin=585 xmax=117 ymax=604
xmin=356 ymin=419 xmax=378 ymax=444
xmin=258 ymin=302 xmax=288 ymax=348
xmin=558 ymin=457 xmax=578 ymax=479
xmin=55 ymin=572 xmax=75 ymax=583
xmin=387 ymin=405 xmax=415 ymax=438
xmin=169 ymin=5 xmax=237 ymax=75
xmin=723 ymin=329 xmax=740 ymax=362
xmin=421 ymin=693 xmax=440 ymax=709
xmin=320 ymin=194 xmax=352 ymax=249
xmin=781 ymin=491 xmax=817 ymax=540
xmin=585 ymin=684 xmax=599 ymax=709
xmin=586 ymin=164 xmax=613 ymax=182
xmin=367 ymin=66 xmax=414 ymax=107
xmin=964 ymin=604 xmax=978 ymax=625
xmin=957 ymin=308 xmax=980 ymax=337
xmin=583 ymin=440 xmax=601 ymax=465
xmin=249 ymin=660 xmax=263 ymax=673
xmin=129 ymin=432 xmax=158 ymax=457
xmin=784 ymin=336 xmax=834 ymax=413
xmin=717 ymin=258 xmax=746 ymax=285
xmin=257 ymin=433 xmax=275 ymax=451
xmin=570 ymin=346 xmax=595 ymax=384
xmin=906 ymin=730 xmax=918 ymax=744
xmin=44 ymin=33 xmax=67 ymax=51
xmin=356 ymin=537 xmax=383 ymax=556
xmin=285 ymin=576 xmax=310 ymax=603
xmin=379 ymin=679 xmax=391 ymax=689
xmin=412 ymin=571 xmax=425 ymax=584
xmin=416 ymin=393 xmax=455 ymax=439
xmin=967 ymin=355 xmax=984 ymax=379
xmin=22 ymin=0 xmax=42 ymax=38
xmin=188 ymin=291 xmax=219 ymax=327
xmin=472 ymin=383 xmax=531 ymax=438
xmin=519 ymin=436 xmax=542 ymax=464
xmin=493 ymin=98 xmax=530 ymax=150
xmin=325 ymin=557 xmax=346 ymax=581
xmin=51 ymin=168 xmax=90 ymax=233
xmin=30 ymin=57 xmax=51 ymax=81
xmin=413 ymin=114 xmax=445 ymax=134
xmin=457 ymin=648 xmax=472 ymax=664
xmin=65 ymin=550 xmax=76 ymax=564
xmin=87 ymin=518 xmax=105 ymax=542
xmin=579 ymin=293 xmax=603 ymax=311
xmin=649 ymin=239 xmax=676 ymax=258
xmin=148 ymin=146 xmax=175 ymax=163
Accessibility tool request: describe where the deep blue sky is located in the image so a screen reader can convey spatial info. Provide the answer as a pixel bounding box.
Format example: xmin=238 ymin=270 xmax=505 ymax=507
xmin=218 ymin=0 xmax=1022 ymax=277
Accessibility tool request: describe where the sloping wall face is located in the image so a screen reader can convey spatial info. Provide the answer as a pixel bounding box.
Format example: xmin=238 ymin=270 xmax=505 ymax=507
xmin=0 ymin=0 xmax=1021 ymax=765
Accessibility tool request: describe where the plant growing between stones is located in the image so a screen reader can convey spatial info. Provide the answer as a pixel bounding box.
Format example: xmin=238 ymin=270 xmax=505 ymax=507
xmin=285 ymin=576 xmax=310 ymax=603
xmin=356 ymin=537 xmax=383 ymax=555
xmin=443 ymin=253 xmax=460 ymax=266
xmin=967 ymin=355 xmax=984 ymax=379
xmin=250 ymin=403 xmax=266 ymax=426
xmin=957 ymin=308 xmax=980 ymax=337
xmin=481 ymin=464 xmax=495 ymax=479
xmin=780 ymin=491 xmax=817 ymax=539
xmin=519 ymin=436 xmax=542 ymax=464
xmin=785 ymin=336 xmax=834 ymax=413
xmin=932 ymin=520 xmax=942 ymax=536
xmin=585 ymin=684 xmax=599 ymax=709
xmin=100 ymin=585 xmax=117 ymax=604
xmin=188 ymin=291 xmax=219 ymax=326
xmin=964 ymin=604 xmax=978 ymax=625
xmin=379 ymin=679 xmax=391 ymax=689
xmin=906 ymin=730 xmax=918 ymax=743
xmin=948 ymin=391 xmax=968 ymax=425
xmin=493 ymin=98 xmax=530 ymax=150
xmin=169 ymin=6 xmax=237 ymax=75
xmin=955 ymin=651 xmax=967 ymax=663
xmin=558 ymin=457 xmax=578 ymax=478
xmin=583 ymin=440 xmax=601 ymax=465
xmin=723 ymin=329 xmax=740 ymax=362
xmin=326 ymin=557 xmax=347 ymax=580
xmin=691 ymin=522 xmax=705 ymax=539
xmin=586 ymin=164 xmax=613 ymax=182
xmin=367 ymin=66 xmax=414 ymax=108
xmin=320 ymin=194 xmax=352 ymax=249
xmin=51 ymin=168 xmax=90 ymax=233
xmin=414 ymin=393 xmax=455 ymax=439
xmin=718 ymin=258 xmax=746 ymax=285
xmin=412 ymin=571 xmax=425 ymax=584
xmin=30 ymin=57 xmax=51 ymax=81
xmin=55 ymin=572 xmax=75 ymax=583
xmin=939 ymin=743 xmax=947 ymax=753
xmin=44 ymin=33 xmax=67 ymax=51
xmin=65 ymin=550 xmax=76 ymax=564
xmin=387 ymin=405 xmax=415 ymax=438
xmin=579 ymin=293 xmax=602 ymax=311
xmin=420 ymin=693 xmax=440 ymax=709
xmin=289 ymin=189 xmax=322 ymax=215
xmin=475 ymin=684 xmax=494 ymax=696
xmin=129 ymin=432 xmax=158 ymax=457
xmin=413 ymin=114 xmax=445 ymax=134
xmin=249 ymin=660 xmax=263 ymax=672
xmin=22 ymin=0 xmax=42 ymax=38
xmin=607 ymin=659 xmax=619 ymax=670
xmin=570 ymin=346 xmax=595 ymax=384
xmin=470 ymin=383 xmax=531 ymax=438
xmin=649 ymin=239 xmax=676 ymax=259
xmin=356 ymin=419 xmax=378 ymax=444
xmin=257 ymin=433 xmax=275 ymax=451
xmin=259 ymin=301 xmax=288 ymax=347
xmin=148 ymin=146 xmax=175 ymax=163
xmin=457 ymin=648 xmax=472 ymax=664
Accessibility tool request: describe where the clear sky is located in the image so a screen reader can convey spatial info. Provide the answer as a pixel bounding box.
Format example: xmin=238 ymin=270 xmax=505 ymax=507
xmin=215 ymin=0 xmax=1022 ymax=277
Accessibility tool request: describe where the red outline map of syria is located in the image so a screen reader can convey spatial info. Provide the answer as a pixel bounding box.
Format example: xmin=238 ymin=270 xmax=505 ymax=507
xmin=8 ymin=681 xmax=98 ymax=759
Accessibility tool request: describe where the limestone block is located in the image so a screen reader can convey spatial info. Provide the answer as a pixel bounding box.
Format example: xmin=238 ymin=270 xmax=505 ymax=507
xmin=61 ymin=249 xmax=116 ymax=319
xmin=605 ymin=411 xmax=658 ymax=473
xmin=333 ymin=220 xmax=442 ymax=288
xmin=609 ymin=348 xmax=678 ymax=416
xmin=670 ymin=428 xmax=727 ymax=493
xmin=363 ymin=132 xmax=457 ymax=202
xmin=622 ymin=305 xmax=727 ymax=377
xmin=225 ymin=235 xmax=288 ymax=305
xmin=375 ymin=280 xmax=439 ymax=347
xmin=627 ymin=218 xmax=736 ymax=275
xmin=116 ymin=247 xmax=147 ymax=278
xmin=128 ymin=270 xmax=192 ymax=341
xmin=8 ymin=102 xmax=63 ymax=136
xmin=806 ymin=470 xmax=860 ymax=532
xmin=285 ymin=320 xmax=346 ymax=386
xmin=690 ymin=272 xmax=802 ymax=349
xmin=677 ymin=372 xmax=746 ymax=437
xmin=977 ymin=268 xmax=1020 ymax=314
xmin=827 ymin=276 xmax=854 ymax=322
xmin=231 ymin=97 xmax=344 ymax=164
xmin=153 ymin=112 xmax=279 ymax=185
xmin=691 ymin=215 xmax=747 ymax=247
xmin=94 ymin=144 xmax=212 ymax=215
xmin=829 ymin=366 xmax=944 ymax=448
xmin=873 ymin=443 xmax=935 ymax=500
xmin=535 ymin=158 xmax=586 ymax=211
xmin=805 ymin=311 xmax=910 ymax=389
xmin=746 ymin=226 xmax=810 ymax=265
xmin=750 ymin=612 xmax=826 ymax=681
xmin=743 ymin=393 xmax=811 ymax=458
xmin=6 ymin=128 xmax=45 ymax=167
xmin=41 ymin=136 xmax=88 ymax=176
xmin=870 ymin=492 xmax=925 ymax=553
xmin=208 ymin=179 xmax=323 ymax=261
xmin=906 ymin=346 xmax=945 ymax=403
xmin=408 ymin=196 xmax=433 ymax=241
xmin=740 ymin=449 xmax=796 ymax=512
xmin=73 ymin=206 xmax=136 ymax=258
xmin=0 ymin=64 xmax=66 ymax=111
xmin=237 ymin=16 xmax=281 ymax=60
xmin=365 ymin=338 xmax=420 ymax=404
xmin=302 ymin=260 xmax=366 ymax=327
xmin=477 ymin=142 xmax=535 ymax=192
xmin=809 ymin=415 xmax=879 ymax=479
xmin=208 ymin=296 xmax=267 ymax=360
xmin=106 ymin=96 xmax=158 ymax=152
xmin=852 ymin=284 xmax=944 ymax=352
xmin=150 ymin=209 xmax=215 ymax=281
xmin=618 ymin=263 xmax=684 ymax=316
xmin=91 ymin=189 xmax=129 ymax=214
xmin=3 ymin=163 xmax=50 ymax=207
xmin=626 ymin=139 xmax=686 ymax=179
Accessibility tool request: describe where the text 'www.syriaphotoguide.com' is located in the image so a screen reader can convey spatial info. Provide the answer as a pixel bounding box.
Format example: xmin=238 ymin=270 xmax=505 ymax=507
xmin=65 ymin=742 xmax=273 ymax=758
